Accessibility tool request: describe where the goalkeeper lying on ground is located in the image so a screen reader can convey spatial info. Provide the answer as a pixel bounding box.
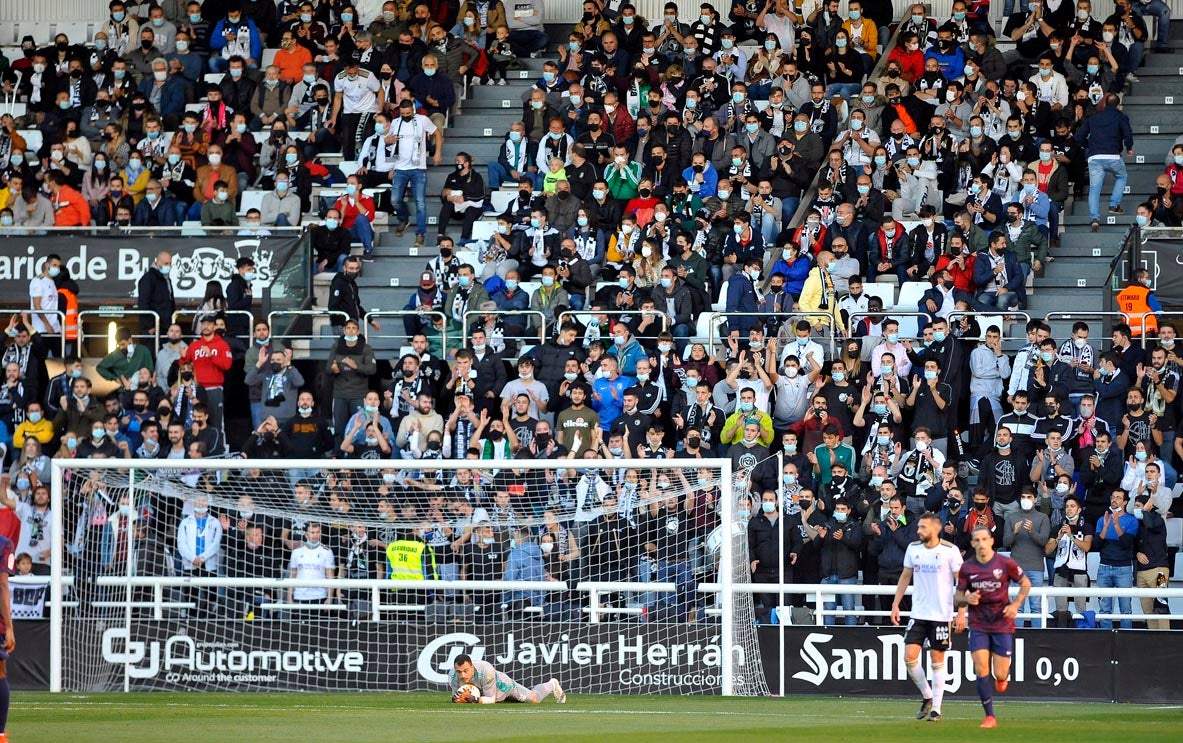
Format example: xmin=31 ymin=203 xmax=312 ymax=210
xmin=449 ymin=654 xmax=567 ymax=705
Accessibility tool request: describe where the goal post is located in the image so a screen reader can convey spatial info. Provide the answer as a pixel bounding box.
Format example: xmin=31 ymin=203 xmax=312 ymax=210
xmin=49 ymin=456 xmax=769 ymax=696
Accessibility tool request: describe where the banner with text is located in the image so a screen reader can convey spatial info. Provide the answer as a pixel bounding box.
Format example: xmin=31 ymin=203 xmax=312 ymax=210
xmin=757 ymin=626 xmax=1117 ymax=701
xmin=0 ymin=233 xmax=302 ymax=302
xmin=31 ymin=620 xmax=1183 ymax=701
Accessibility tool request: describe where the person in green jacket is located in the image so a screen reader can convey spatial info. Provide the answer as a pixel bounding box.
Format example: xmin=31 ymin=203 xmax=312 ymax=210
xmin=96 ymin=327 xmax=155 ymax=384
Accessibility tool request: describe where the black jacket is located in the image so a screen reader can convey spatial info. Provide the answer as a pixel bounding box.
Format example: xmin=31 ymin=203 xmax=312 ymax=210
xmin=819 ymin=514 xmax=863 ymax=579
xmin=327 ymin=272 xmax=365 ymax=325
xmin=748 ymin=511 xmax=799 ymax=575
xmin=226 ymin=274 xmax=254 ymax=337
xmin=312 ymin=225 xmax=352 ymax=268
xmin=136 ymin=266 xmax=175 ymax=336
xmin=1135 ymin=508 xmax=1169 ymax=569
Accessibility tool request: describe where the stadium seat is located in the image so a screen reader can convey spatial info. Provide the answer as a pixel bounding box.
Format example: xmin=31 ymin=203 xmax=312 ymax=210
xmin=893 ymin=315 xmax=919 ymax=340
xmin=713 ymin=281 xmax=728 ymax=311
xmin=20 ymin=129 xmax=42 ymax=153
xmin=338 ymin=161 xmax=361 ymax=177
xmin=1166 ymin=517 xmax=1182 ymax=549
xmin=469 ymin=220 xmax=495 ymax=244
xmin=861 ymin=281 xmax=895 ymax=309
xmin=3 ymin=102 xmax=28 ymax=119
xmin=894 ymin=281 xmax=929 ymax=312
xmin=54 ymin=22 xmax=91 ymax=44
xmin=489 ymin=190 xmax=515 ymax=213
xmin=261 ymin=48 xmax=278 ymax=67
xmin=18 ymin=22 xmax=53 ymax=45
xmin=238 ymin=190 xmax=267 ymax=216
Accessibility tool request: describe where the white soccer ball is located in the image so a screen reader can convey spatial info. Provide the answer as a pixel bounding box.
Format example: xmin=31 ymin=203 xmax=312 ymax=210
xmin=453 ymin=683 xmax=480 ymax=703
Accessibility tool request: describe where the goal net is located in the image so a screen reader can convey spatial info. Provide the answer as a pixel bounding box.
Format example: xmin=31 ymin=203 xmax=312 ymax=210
xmin=50 ymin=457 xmax=770 ymax=697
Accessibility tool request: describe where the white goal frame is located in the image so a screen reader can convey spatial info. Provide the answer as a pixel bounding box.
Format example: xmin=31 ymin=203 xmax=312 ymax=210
xmin=49 ymin=456 xmax=740 ymax=694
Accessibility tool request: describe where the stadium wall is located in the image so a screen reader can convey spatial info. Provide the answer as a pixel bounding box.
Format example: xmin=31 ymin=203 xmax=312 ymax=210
xmin=18 ymin=620 xmax=1183 ymax=701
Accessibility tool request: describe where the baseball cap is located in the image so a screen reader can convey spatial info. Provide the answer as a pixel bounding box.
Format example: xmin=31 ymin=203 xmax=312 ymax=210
xmin=419 ymin=271 xmax=435 ymax=288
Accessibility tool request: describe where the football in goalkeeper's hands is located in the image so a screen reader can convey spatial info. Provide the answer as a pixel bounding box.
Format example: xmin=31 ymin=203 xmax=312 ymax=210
xmin=453 ymin=683 xmax=480 ymax=703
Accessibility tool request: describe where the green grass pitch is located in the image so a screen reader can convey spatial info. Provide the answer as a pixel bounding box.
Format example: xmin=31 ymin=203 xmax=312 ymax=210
xmin=10 ymin=692 xmax=1183 ymax=742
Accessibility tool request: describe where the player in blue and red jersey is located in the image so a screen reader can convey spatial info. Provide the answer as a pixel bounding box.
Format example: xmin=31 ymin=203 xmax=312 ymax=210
xmin=955 ymin=525 xmax=1031 ymax=730
xmin=0 ymin=533 xmax=15 ymax=742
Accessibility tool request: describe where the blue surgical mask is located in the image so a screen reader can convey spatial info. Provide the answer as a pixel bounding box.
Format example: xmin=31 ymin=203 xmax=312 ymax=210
xmin=424 ymin=67 xmax=437 ymax=77
xmin=924 ymin=370 xmax=938 ymax=380
xmin=873 ymin=405 xmax=887 ymax=417
xmin=745 ymin=123 xmax=759 ymax=134
xmin=1136 ymin=215 xmax=1150 ymax=227
xmin=505 ymin=279 xmax=519 ymax=291
xmin=835 ymin=38 xmax=848 ymax=48
xmin=969 ymin=125 xmax=982 ymax=138
xmin=325 ymin=218 xmax=339 ymax=230
xmin=345 ymin=184 xmax=358 ymax=196
xmin=933 ymin=331 xmax=946 ymax=343
xmin=876 ymin=434 xmax=890 ymax=445
xmin=458 ymin=276 xmax=472 ymax=288
xmin=762 ymin=502 xmax=776 ymax=513
xmin=732 ymin=91 xmax=745 ymax=104
xmin=906 ymin=156 xmax=920 ymax=167
xmin=1135 ymin=451 xmax=1148 ymax=461
xmin=834 ymin=511 xmax=848 ymax=523
xmin=794 ymin=121 xmax=808 ymax=132
xmin=542 ymin=71 xmax=556 ymax=83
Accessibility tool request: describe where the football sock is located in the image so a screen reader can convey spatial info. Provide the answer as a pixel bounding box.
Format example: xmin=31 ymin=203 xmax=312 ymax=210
xmin=906 ymin=659 xmax=932 ymax=698
xmin=931 ymin=664 xmax=947 ymax=713
xmin=0 ymin=675 xmax=10 ymax=732
xmin=531 ymin=680 xmax=555 ymax=702
xmin=977 ymin=674 xmax=995 ymax=717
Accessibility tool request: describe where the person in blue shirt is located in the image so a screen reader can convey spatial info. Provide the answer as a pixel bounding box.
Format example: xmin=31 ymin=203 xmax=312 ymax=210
xmin=1094 ymin=489 xmax=1139 ymax=629
xmin=923 ymin=24 xmax=965 ymax=80
xmin=591 ymin=355 xmax=635 ymax=430
xmin=607 ymin=325 xmax=646 ymax=377
xmin=1013 ymin=170 xmax=1052 ymax=235
xmin=681 ymin=154 xmax=719 ymax=199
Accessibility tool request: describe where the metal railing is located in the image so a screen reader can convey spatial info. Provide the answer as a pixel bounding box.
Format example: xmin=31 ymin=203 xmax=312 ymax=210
xmin=76 ymin=309 xmax=160 ymax=356
xmin=707 ymin=311 xmax=836 ymax=359
xmin=557 ymin=309 xmax=669 ymax=332
xmin=362 ymin=310 xmax=448 ymax=351
xmin=1044 ymin=312 xmax=1133 ymax=337
xmin=56 ymin=575 xmax=1183 ymax=628
xmin=267 ymin=309 xmax=351 ymax=344
xmin=461 ymin=309 xmax=546 ymax=350
xmin=699 ymin=582 xmax=1183 ymax=627
xmin=947 ymin=310 xmax=1034 ymax=347
xmin=171 ymin=309 xmax=256 ymax=333
xmin=0 ymin=308 xmax=65 ymax=356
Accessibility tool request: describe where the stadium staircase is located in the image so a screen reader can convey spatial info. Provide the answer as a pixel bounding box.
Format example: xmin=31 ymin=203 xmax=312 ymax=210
xmin=311 ymin=61 xmax=551 ymax=359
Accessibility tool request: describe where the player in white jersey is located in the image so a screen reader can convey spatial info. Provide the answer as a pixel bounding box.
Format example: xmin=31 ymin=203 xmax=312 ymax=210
xmin=330 ymin=51 xmax=382 ymax=161
xmin=449 ymin=654 xmax=566 ymax=704
xmin=891 ymin=511 xmax=963 ymax=722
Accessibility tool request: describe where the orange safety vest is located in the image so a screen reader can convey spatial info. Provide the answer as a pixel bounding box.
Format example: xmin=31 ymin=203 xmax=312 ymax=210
xmin=1116 ymin=284 xmax=1157 ymax=336
xmin=58 ymin=287 xmax=79 ymax=341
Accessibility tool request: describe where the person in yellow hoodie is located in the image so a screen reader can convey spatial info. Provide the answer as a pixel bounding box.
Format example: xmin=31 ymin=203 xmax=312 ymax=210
xmin=14 ymin=401 xmax=55 ymax=449
xmin=541 ymin=157 xmax=568 ymax=196
xmin=799 ymin=249 xmax=845 ymax=335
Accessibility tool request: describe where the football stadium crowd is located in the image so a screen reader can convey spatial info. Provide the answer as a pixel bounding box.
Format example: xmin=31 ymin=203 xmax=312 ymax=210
xmin=0 ymin=0 xmax=1180 ymax=627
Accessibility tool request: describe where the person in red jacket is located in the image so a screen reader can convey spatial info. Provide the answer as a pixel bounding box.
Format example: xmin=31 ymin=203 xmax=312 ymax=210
xmin=182 ymin=313 xmax=234 ymax=437
xmin=48 ymin=172 xmax=92 ymax=226
xmin=331 ymin=174 xmax=376 ymax=261
xmin=933 ymin=233 xmax=977 ymax=295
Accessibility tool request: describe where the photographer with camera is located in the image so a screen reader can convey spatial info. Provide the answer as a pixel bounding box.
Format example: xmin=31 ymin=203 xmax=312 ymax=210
xmin=245 ymin=346 xmax=304 ymax=425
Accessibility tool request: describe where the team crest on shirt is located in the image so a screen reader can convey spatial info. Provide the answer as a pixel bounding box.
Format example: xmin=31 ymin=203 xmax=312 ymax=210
xmin=993 ymin=569 xmax=1003 ymax=579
